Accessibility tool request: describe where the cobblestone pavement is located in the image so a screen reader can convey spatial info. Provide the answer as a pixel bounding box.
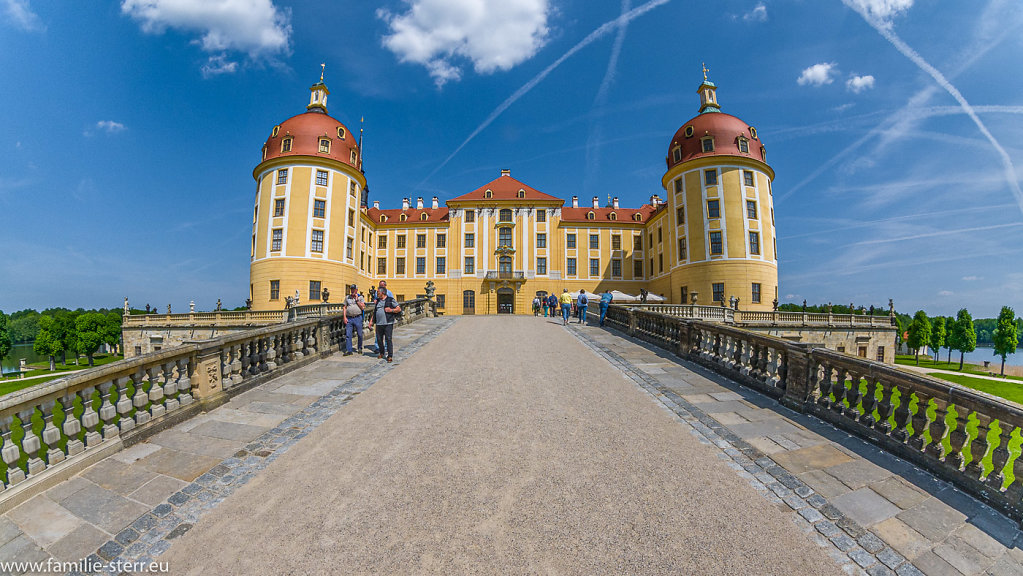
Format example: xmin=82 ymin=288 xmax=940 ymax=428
xmin=159 ymin=316 xmax=840 ymax=575
xmin=0 ymin=318 xmax=450 ymax=576
xmin=570 ymin=321 xmax=1023 ymax=576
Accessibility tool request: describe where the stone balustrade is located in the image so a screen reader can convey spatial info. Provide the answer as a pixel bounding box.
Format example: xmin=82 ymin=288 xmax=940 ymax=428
xmin=624 ymin=304 xmax=893 ymax=328
xmin=604 ymin=304 xmax=1023 ymax=523
xmin=0 ymin=299 xmax=432 ymax=508
xmin=122 ymin=310 xmax=287 ymax=326
xmin=291 ymin=298 xmax=436 ymax=325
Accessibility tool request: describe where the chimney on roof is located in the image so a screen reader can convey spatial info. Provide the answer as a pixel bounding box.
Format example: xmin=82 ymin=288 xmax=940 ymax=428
xmin=373 ymin=200 xmax=380 ymax=209
xmin=501 ymin=169 xmax=510 ymax=177
xmin=416 ymin=197 xmax=424 ymax=209
xmin=650 ymin=195 xmax=659 ymax=208
xmin=431 ymin=196 xmax=439 ymax=209
xmin=612 ymin=197 xmax=619 ymax=209
xmin=572 ymin=195 xmax=579 ymax=208
xmin=402 ymin=198 xmax=410 ymax=210
xmin=592 ymin=196 xmax=599 ymax=209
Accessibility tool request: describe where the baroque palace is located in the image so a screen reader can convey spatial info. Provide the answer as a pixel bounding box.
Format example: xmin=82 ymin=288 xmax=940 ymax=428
xmin=249 ymin=71 xmax=778 ymax=315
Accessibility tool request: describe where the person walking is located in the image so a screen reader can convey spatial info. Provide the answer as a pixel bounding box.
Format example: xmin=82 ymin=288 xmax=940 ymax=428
xmin=367 ymin=286 xmax=401 ymax=362
xmin=532 ymin=296 xmax=541 ymax=316
xmin=547 ymin=294 xmax=558 ymax=319
xmin=559 ymin=289 xmax=573 ymax=326
xmin=599 ymin=289 xmax=614 ymax=327
xmin=342 ymin=284 xmax=366 ymax=356
xmin=541 ymin=297 xmax=548 ymax=317
xmin=577 ymin=289 xmax=589 ymax=324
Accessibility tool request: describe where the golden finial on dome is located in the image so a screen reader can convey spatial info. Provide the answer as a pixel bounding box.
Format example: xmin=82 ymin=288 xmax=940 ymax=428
xmin=320 ymin=63 xmax=325 ymax=82
xmin=702 ymin=62 xmax=709 ymax=82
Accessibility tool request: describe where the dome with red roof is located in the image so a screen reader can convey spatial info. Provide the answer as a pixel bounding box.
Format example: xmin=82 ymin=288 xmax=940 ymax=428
xmin=260 ymin=78 xmax=360 ymax=170
xmin=665 ymin=79 xmax=766 ymax=170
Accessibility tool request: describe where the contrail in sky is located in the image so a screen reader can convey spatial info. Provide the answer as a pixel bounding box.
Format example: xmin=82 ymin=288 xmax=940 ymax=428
xmin=584 ymin=0 xmax=632 ymax=197
xmin=840 ymin=0 xmax=1023 ymax=216
xmin=852 ymin=222 xmax=1023 ymax=245
xmin=416 ymin=0 xmax=672 ymax=190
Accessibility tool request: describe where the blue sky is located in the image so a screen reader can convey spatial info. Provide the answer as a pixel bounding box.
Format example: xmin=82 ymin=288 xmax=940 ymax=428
xmin=1 ymin=0 xmax=1021 ymax=318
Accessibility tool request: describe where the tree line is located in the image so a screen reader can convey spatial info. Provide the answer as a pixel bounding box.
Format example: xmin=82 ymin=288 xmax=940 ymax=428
xmin=0 ymin=308 xmax=123 ymax=371
xmin=906 ymin=307 xmax=1019 ymax=376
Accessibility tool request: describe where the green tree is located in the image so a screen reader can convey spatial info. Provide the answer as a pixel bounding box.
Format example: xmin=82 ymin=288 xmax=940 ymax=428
xmin=0 ymin=311 xmax=11 ymax=377
xmin=907 ymin=310 xmax=932 ymax=365
xmin=929 ymin=316 xmax=946 ymax=362
xmin=74 ymin=313 xmax=105 ymax=367
xmin=949 ymin=308 xmax=978 ymax=371
xmin=946 ymin=316 xmax=956 ymax=363
xmin=8 ymin=310 xmax=40 ymax=342
xmin=52 ymin=311 xmax=78 ymax=365
xmin=993 ymin=306 xmax=1020 ymax=377
xmin=102 ymin=312 xmax=122 ymax=355
xmin=33 ymin=316 xmax=61 ymax=371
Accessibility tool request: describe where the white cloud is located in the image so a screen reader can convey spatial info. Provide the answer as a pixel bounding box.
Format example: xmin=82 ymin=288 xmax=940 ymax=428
xmin=846 ymin=74 xmax=875 ymax=93
xmin=96 ymin=120 xmax=126 ymax=133
xmin=846 ymin=0 xmax=913 ymax=23
xmin=962 ymin=275 xmax=982 ymax=281
xmin=798 ymin=62 xmax=837 ymax=87
xmin=938 ymin=290 xmax=954 ymax=296
xmin=3 ymin=0 xmax=44 ymax=31
xmin=121 ymin=0 xmax=291 ymax=74
xmin=377 ymin=0 xmax=551 ymax=87
xmin=743 ymin=3 xmax=767 ymax=22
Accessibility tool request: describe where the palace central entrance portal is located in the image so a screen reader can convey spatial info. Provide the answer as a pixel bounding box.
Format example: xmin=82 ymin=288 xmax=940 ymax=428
xmin=497 ymin=289 xmax=514 ymax=314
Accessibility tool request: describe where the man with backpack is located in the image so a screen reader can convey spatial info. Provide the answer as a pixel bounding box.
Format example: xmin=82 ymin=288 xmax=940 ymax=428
xmin=342 ymin=284 xmax=365 ymax=356
xmin=577 ymin=289 xmax=589 ymax=325
xmin=367 ymin=285 xmax=402 ymax=362
xmin=599 ymin=289 xmax=614 ymax=327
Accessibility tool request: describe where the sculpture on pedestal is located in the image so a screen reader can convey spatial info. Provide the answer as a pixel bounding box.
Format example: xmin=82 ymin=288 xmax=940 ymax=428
xmin=425 ymin=280 xmax=436 ymax=300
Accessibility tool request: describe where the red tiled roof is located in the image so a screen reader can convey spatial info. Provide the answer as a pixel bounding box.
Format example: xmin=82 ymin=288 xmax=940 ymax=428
xmin=261 ymin=111 xmax=359 ymax=169
xmin=449 ymin=174 xmax=562 ymax=203
xmin=666 ymin=112 xmax=765 ymax=169
xmin=366 ymin=207 xmax=449 ymax=225
xmin=560 ymin=204 xmax=658 ymax=224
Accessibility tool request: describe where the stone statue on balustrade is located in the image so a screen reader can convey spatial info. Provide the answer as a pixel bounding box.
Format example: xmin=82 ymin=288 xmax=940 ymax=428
xmin=425 ymin=280 xmax=436 ymax=300
xmin=124 ymin=297 xmax=129 ymax=315
xmin=772 ymin=298 xmax=778 ymax=311
xmin=321 ymin=287 xmax=330 ymax=303
xmin=216 ymin=299 xmax=222 ymax=311
xmin=167 ymin=304 xmax=172 ymax=314
xmin=190 ymin=301 xmax=195 ymax=313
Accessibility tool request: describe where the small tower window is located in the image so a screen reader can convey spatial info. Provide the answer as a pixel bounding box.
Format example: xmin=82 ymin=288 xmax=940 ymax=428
xmin=262 ymin=147 xmax=267 ymax=161
xmin=281 ymin=138 xmax=293 ymax=152
xmin=484 ymin=189 xmax=493 ymax=199
xmin=701 ymin=137 xmax=714 ymax=153
xmin=400 ymin=214 xmax=408 ymax=222
xmin=587 ymin=211 xmax=595 ymax=220
xmin=272 ymin=125 xmax=280 ymax=137
xmin=749 ymin=126 xmax=758 ymax=139
xmin=737 ymin=137 xmax=749 ymax=153
xmin=337 ymin=126 xmax=346 ymax=139
xmin=609 ymin=212 xmax=617 ymax=221
xmin=350 ymin=149 xmax=357 ymax=163
xmin=319 ymin=139 xmax=331 ymax=153
xmin=633 ymin=213 xmax=642 ymax=221
xmin=761 ymin=146 xmax=767 ymax=161
xmin=672 ymin=146 xmax=682 ymax=162
xmin=420 ymin=212 xmax=428 ymax=221
xmin=684 ymin=126 xmax=694 ymax=138
xmin=517 ymin=189 xmax=525 ymax=198
xmin=380 ymin=215 xmax=387 ymax=222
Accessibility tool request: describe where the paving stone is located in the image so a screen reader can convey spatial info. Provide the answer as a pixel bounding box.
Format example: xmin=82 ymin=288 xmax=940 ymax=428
xmin=96 ymin=540 xmax=124 ymax=561
xmin=985 ymin=555 xmax=1023 ymax=576
xmin=832 ymin=534 xmax=858 ymax=552
xmin=951 ymin=523 xmax=1009 ymax=559
xmin=129 ymin=475 xmax=188 ymax=507
xmin=821 ymin=503 xmax=844 ymax=521
xmin=866 ymin=564 xmax=895 ymax=576
xmin=166 ymin=523 xmax=193 ymax=540
xmin=831 ymin=488 xmax=901 ymax=527
xmin=136 ymin=447 xmax=222 ymax=482
xmin=0 ymin=516 xmax=21 ymax=547
xmin=816 ymin=520 xmax=843 ymax=538
xmin=859 ymin=532 xmax=886 ymax=554
xmin=807 ymin=494 xmax=828 ymax=508
xmin=897 ymin=497 xmax=968 ymax=542
xmin=168 ymin=491 xmax=190 ymax=506
xmin=56 ymin=481 xmax=150 ymax=535
xmin=913 ymin=550 xmax=966 ymax=576
xmin=81 ymin=458 xmax=159 ymax=496
xmin=799 ymin=507 xmax=826 ymax=523
xmin=872 ymin=518 xmax=933 ymax=561
xmin=8 ymin=494 xmax=84 ymax=547
xmin=878 ymin=547 xmax=907 ymax=570
xmin=801 ymin=468 xmax=854 ymax=499
xmin=771 ymin=443 xmax=854 ymax=474
xmin=0 ymin=534 xmax=49 ymax=567
xmin=895 ymin=562 xmax=927 ymax=576
xmin=870 ymin=477 xmax=930 ymax=510
xmin=783 ymin=493 xmax=807 ymax=510
xmin=115 ymin=527 xmax=140 ymax=546
xmin=131 ymin=514 xmax=158 ymax=533
xmin=849 ymin=547 xmax=877 ymax=568
xmin=827 ymin=460 xmax=895 ymax=490
xmin=934 ymin=540 xmax=995 ymax=576
xmin=43 ymin=476 xmax=94 ymax=504
xmin=46 ymin=523 xmax=108 ymax=563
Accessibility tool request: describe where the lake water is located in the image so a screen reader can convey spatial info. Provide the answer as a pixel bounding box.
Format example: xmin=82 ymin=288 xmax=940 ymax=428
xmin=1 ymin=343 xmax=47 ymax=375
xmin=934 ymin=345 xmax=1023 ymax=368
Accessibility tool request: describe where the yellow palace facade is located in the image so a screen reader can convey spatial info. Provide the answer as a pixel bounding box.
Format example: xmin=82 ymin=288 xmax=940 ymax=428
xmin=249 ymin=74 xmax=779 ymax=315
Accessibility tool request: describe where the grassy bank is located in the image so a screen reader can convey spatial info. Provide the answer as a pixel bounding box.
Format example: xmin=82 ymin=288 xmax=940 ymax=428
xmin=895 ymin=354 xmax=1023 ymax=382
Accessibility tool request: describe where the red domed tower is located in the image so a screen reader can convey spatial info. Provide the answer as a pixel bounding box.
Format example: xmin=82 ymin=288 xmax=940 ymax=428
xmin=249 ymin=71 xmax=369 ymax=310
xmin=655 ymin=68 xmax=778 ymax=309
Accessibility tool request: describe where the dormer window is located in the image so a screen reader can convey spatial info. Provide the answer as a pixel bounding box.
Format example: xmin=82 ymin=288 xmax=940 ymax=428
xmin=749 ymin=126 xmax=758 ymax=139
xmin=420 ymin=212 xmax=428 ymax=221
xmin=337 ymin=126 xmax=346 ymax=139
xmin=484 ymin=189 xmax=493 ymax=199
xmin=281 ymin=137 xmax=293 ymax=152
xmin=499 ymin=208 xmax=513 ymax=222
xmin=262 ymin=147 xmax=267 ymax=161
xmin=761 ymin=146 xmax=767 ymax=161
xmin=400 ymin=213 xmax=408 ymax=222
xmin=672 ymin=146 xmax=682 ymax=162
xmin=633 ymin=213 xmax=642 ymax=221
xmin=587 ymin=211 xmax=595 ymax=220
xmin=272 ymin=125 xmax=280 ymax=137
xmin=684 ymin=126 xmax=694 ymax=138
xmin=517 ymin=189 xmax=525 ymax=198
xmin=737 ymin=137 xmax=749 ymax=153
xmin=701 ymin=137 xmax=714 ymax=153
xmin=379 ymin=215 xmax=387 ymax=222
xmin=609 ymin=212 xmax=617 ymax=221
xmin=319 ymin=138 xmax=331 ymax=153
xmin=350 ymin=150 xmax=357 ymax=163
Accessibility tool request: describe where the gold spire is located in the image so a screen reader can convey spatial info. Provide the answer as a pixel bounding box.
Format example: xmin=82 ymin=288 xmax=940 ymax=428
xmin=702 ymin=62 xmax=709 ymax=82
xmin=320 ymin=63 xmax=325 ymax=82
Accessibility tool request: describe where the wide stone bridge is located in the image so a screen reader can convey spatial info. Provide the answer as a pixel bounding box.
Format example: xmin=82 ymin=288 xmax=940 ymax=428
xmin=0 ymin=306 xmax=1021 ymax=575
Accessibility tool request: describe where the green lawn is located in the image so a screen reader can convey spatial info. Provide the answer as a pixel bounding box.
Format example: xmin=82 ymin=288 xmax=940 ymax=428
xmin=0 ymin=354 xmax=124 ymax=402
xmin=927 ymin=373 xmax=1023 ymax=405
xmin=895 ymin=354 xmax=1023 ymax=382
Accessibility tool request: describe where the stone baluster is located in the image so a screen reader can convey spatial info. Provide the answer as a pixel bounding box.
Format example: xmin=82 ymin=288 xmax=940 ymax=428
xmin=874 ymin=380 xmax=894 ymax=434
xmin=1 ymin=416 xmax=26 ymax=485
xmin=767 ymin=347 xmax=783 ymax=388
xmin=162 ymin=361 xmax=179 ymax=412
xmin=945 ymin=406 xmax=972 ymax=471
xmin=842 ymin=370 xmax=861 ymax=419
xmin=98 ymin=380 xmax=119 ymax=440
xmin=266 ymin=334 xmax=278 ymax=371
xmin=985 ymin=423 xmax=1014 ymax=491
xmin=907 ymin=392 xmax=932 ymax=451
xmin=17 ymin=407 xmax=45 ymax=476
xmin=131 ymin=370 xmax=152 ymax=426
xmin=38 ymin=400 xmax=65 ymax=466
xmin=815 ymin=363 xmax=833 ymax=408
xmin=240 ymin=341 xmax=252 ymax=376
xmin=230 ymin=344 xmax=244 ymax=386
xmin=79 ymin=386 xmax=102 ymax=448
xmin=925 ymin=398 xmax=950 ymax=460
xmin=177 ymin=358 xmax=194 ymax=406
xmin=115 ymin=376 xmax=136 ymax=433
xmin=964 ymin=414 xmax=992 ymax=481
xmin=220 ymin=348 xmax=233 ymax=391
xmin=147 ymin=365 xmax=165 ymax=420
xmin=859 ymin=377 xmax=877 ymax=427
xmin=892 ymin=384 xmax=913 ymax=443
xmin=248 ymin=338 xmax=261 ymax=373
xmin=58 ymin=393 xmax=84 ymax=457
xmin=1007 ymin=449 xmax=1023 ymax=505
xmin=738 ymin=339 xmax=752 ymax=376
xmin=830 ymin=368 xmax=848 ymax=416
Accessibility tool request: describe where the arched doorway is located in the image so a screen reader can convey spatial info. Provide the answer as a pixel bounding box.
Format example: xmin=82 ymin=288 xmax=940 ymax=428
xmin=497 ymin=288 xmax=514 ymax=314
xmin=463 ymin=290 xmax=475 ymax=315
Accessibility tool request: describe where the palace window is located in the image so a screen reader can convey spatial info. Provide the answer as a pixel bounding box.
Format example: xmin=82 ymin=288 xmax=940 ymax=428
xmin=704 ymin=169 xmax=717 ymax=186
xmin=517 ymin=190 xmax=525 ymax=198
xmin=566 ymin=258 xmax=577 ymax=276
xmin=611 ymin=234 xmax=621 ymax=250
xmin=416 ymin=257 xmax=426 ymax=274
xmin=676 ymin=206 xmax=685 ymax=225
xmin=437 ymin=234 xmax=446 ymax=248
xmin=499 ymin=227 xmax=512 ymax=247
xmin=337 ymin=126 xmax=346 ymax=139
xmin=609 ymin=212 xmax=617 ymax=221
xmin=378 ymin=235 xmax=387 ymax=249
xmin=684 ymin=126 xmax=694 ymax=138
xmin=346 ymin=237 xmax=353 ymax=260
xmin=436 ymin=257 xmax=446 ymax=274
xmin=658 ymin=227 xmax=663 ymax=243
xmin=701 ymin=137 xmax=714 ymax=153
xmin=611 ymin=259 xmax=622 ymax=277
xmin=319 ymin=139 xmax=330 ymax=154
xmin=348 ymin=209 xmax=355 ymax=227
xmin=634 ymin=235 xmax=642 ymax=250
xmin=673 ymin=147 xmax=682 ymax=162
xmin=499 ymin=208 xmax=513 ymax=222
xmin=747 ymin=200 xmax=758 ymax=219
xmin=707 ymin=200 xmax=720 ymax=219
xmin=464 ymin=256 xmax=474 ymax=274
xmin=743 ymin=170 xmax=754 ymax=187
xmin=590 ymin=258 xmax=600 ymax=276
xmin=416 ymin=234 xmax=426 ymax=248
xmin=350 ymin=181 xmax=357 ymax=196
xmin=316 ymin=170 xmax=328 ymax=186
xmin=659 ymin=253 xmax=664 ymax=273
xmin=650 ymin=258 xmax=654 ymax=276
xmin=465 ymin=233 xmax=474 ymax=248
xmin=537 ymin=210 xmax=546 ymax=222
xmin=634 ymin=260 xmax=643 ymax=277
xmin=396 ymin=257 xmax=405 ymax=275
xmin=752 ymin=282 xmax=762 ymax=303
xmin=680 ymin=286 xmax=688 ymax=305
xmin=738 ymin=137 xmax=749 ymax=153
xmin=311 ymin=230 xmax=324 ymax=253
xmin=674 ymin=179 xmax=683 ymax=194
xmin=274 ymin=199 xmax=285 ymax=217
xmin=377 ymin=257 xmax=386 ymax=275
xmin=350 ymin=150 xmax=358 ymax=163
xmin=678 ymin=238 xmax=687 ymax=261
xmin=313 ymin=200 xmax=326 ymax=219
xmin=499 ymin=256 xmax=512 ymax=274
xmin=281 ymin=138 xmax=292 ymax=153
xmin=270 ymin=280 xmax=280 ymax=300
xmin=397 ymin=235 xmax=406 ymax=248
xmin=271 ymin=229 xmax=282 ymax=251
xmin=537 ymin=233 xmax=546 ymax=248
xmin=589 ymin=234 xmax=599 ymax=249
xmin=484 ymin=189 xmax=493 ymax=199
xmin=537 ymin=257 xmax=547 ymax=275
xmin=567 ymin=233 xmax=576 ymax=249
xmin=876 ymin=347 xmax=885 ymax=362
xmin=420 ymin=212 xmax=428 ymax=221
xmin=436 ymin=294 xmax=446 ymax=309
xmin=710 ymin=231 xmax=723 ymax=255
xmin=749 ymin=231 xmax=761 ymax=255
xmin=649 ymin=232 xmax=653 ymax=246
xmin=712 ymin=282 xmax=724 ymax=303
xmin=276 ymin=168 xmax=288 ymax=185
xmin=309 ymin=281 xmax=322 ymax=301
xmin=632 ymin=213 xmax=642 ymax=221
xmin=465 ymin=210 xmax=475 ymax=223
xmin=749 ymin=126 xmax=758 ymax=139
xmin=587 ymin=211 xmax=595 ymax=220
